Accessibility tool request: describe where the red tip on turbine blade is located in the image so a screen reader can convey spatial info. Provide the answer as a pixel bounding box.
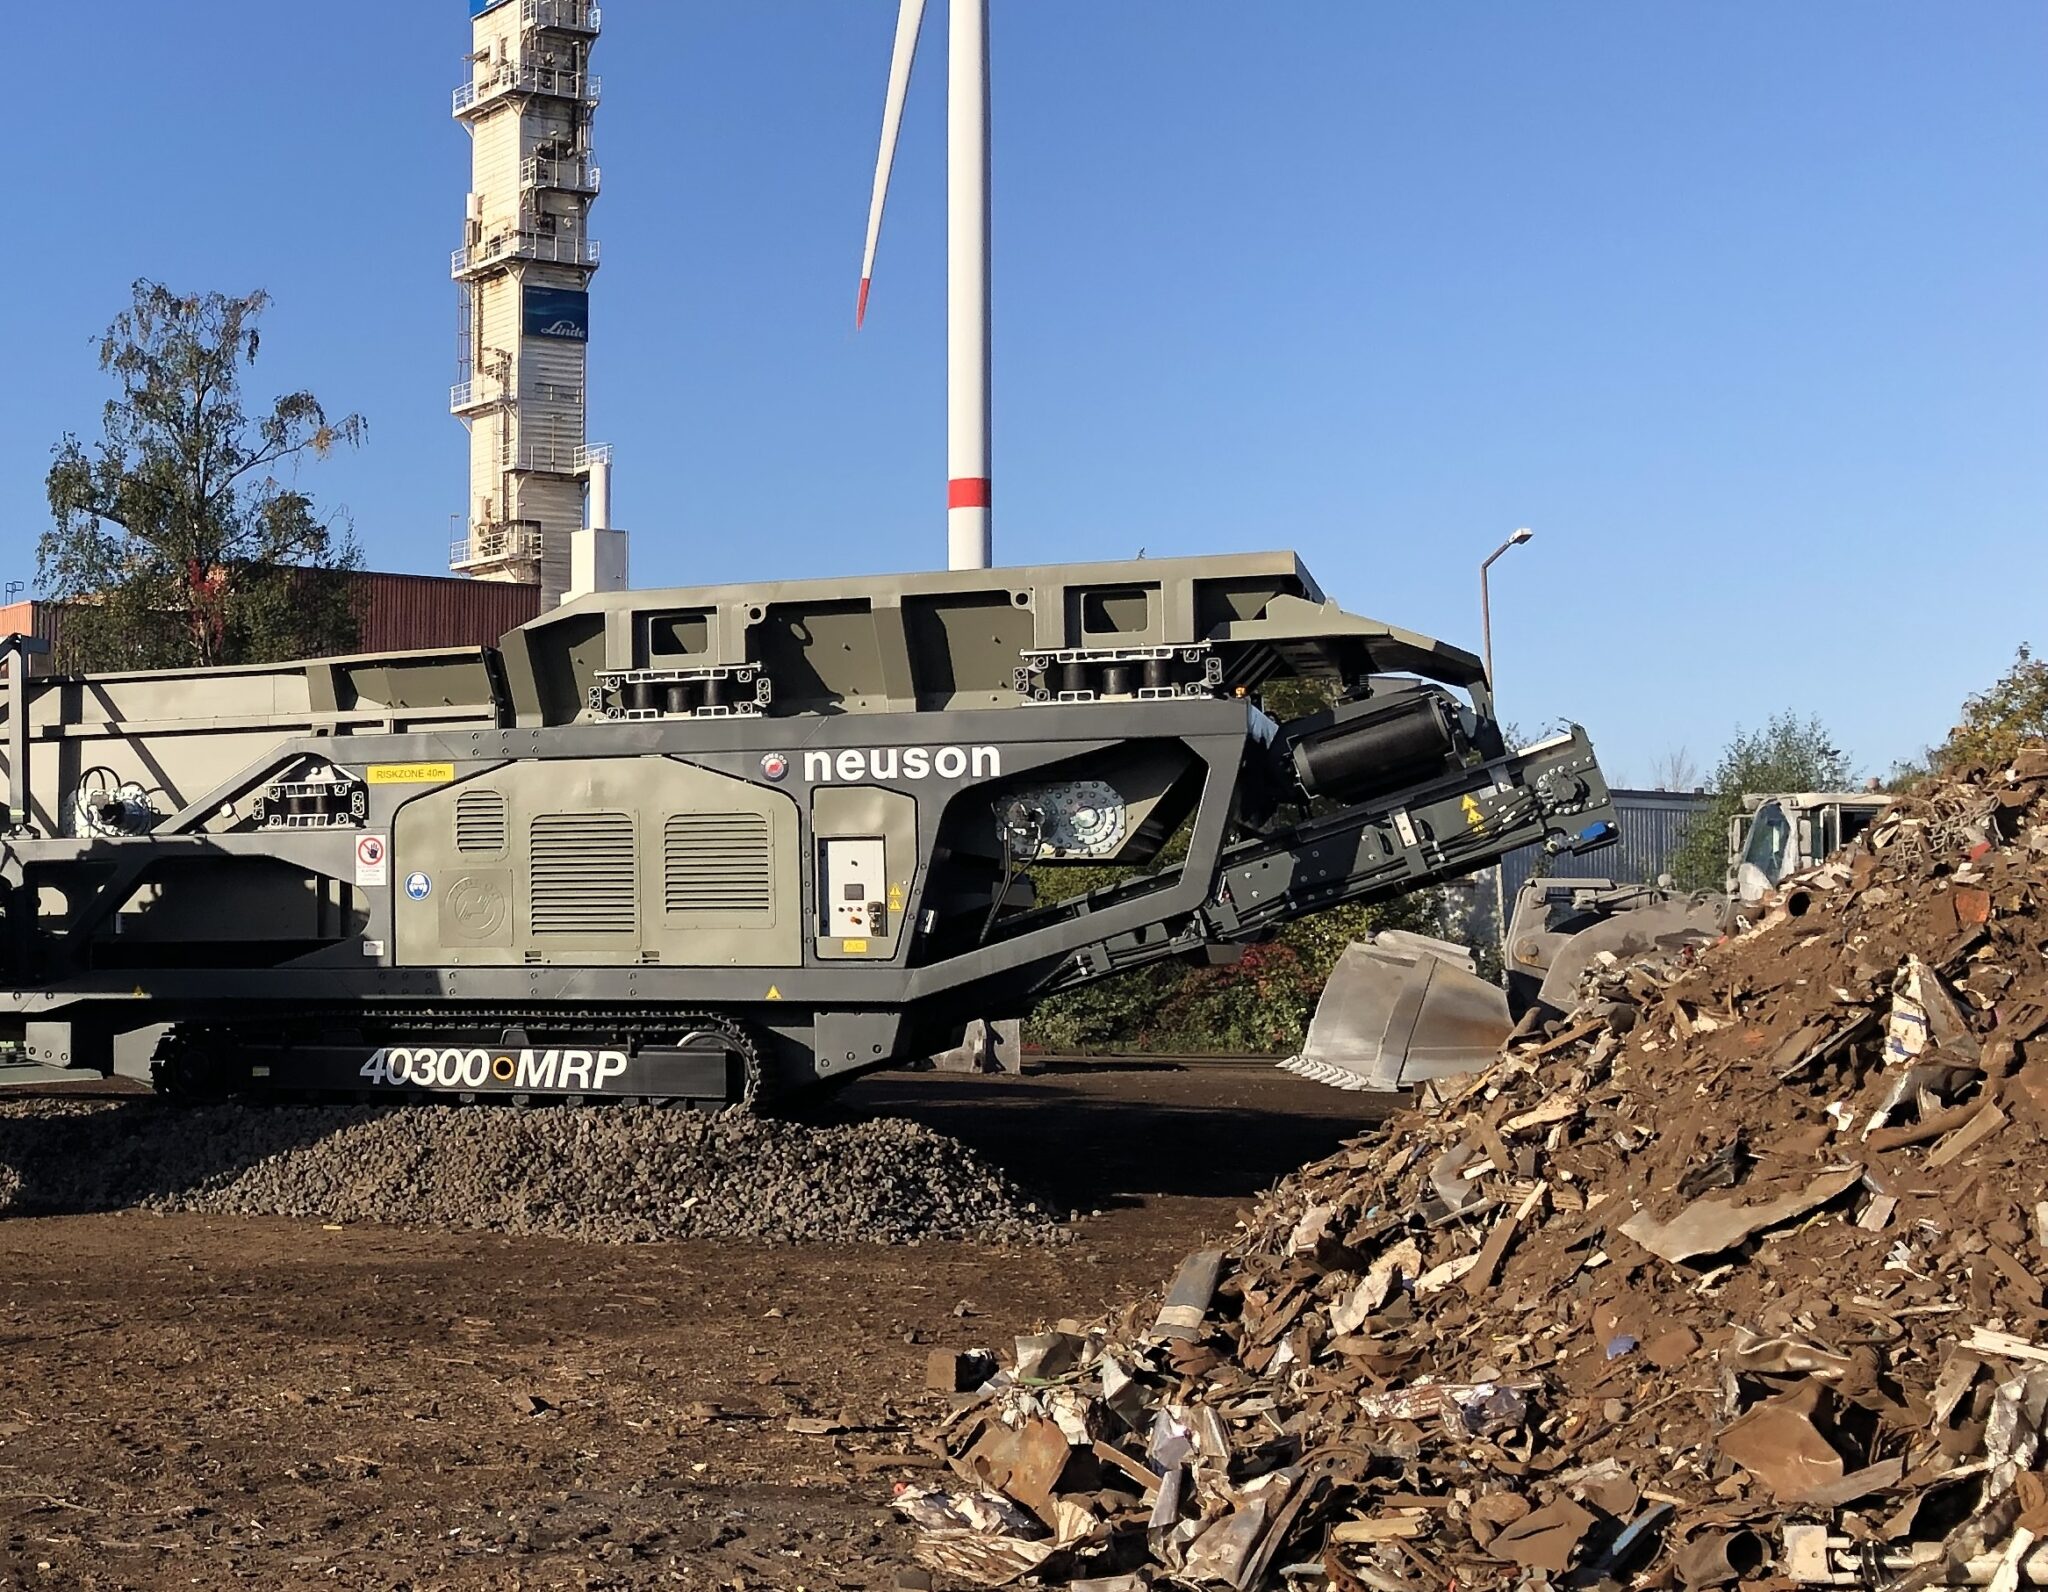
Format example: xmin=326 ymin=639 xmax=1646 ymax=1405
xmin=856 ymin=277 xmax=872 ymax=329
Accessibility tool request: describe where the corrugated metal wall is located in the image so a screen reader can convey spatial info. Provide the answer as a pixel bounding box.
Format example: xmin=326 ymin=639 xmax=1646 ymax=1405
xmin=347 ymin=571 xmax=542 ymax=653
xmin=1498 ymin=788 xmax=1716 ymax=905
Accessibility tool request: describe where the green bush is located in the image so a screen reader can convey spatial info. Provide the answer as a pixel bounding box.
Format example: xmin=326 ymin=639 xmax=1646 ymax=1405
xmin=1025 ymin=892 xmax=1447 ymax=1057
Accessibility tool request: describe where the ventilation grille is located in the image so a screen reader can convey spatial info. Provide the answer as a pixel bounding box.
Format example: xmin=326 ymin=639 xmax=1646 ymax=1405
xmin=664 ymin=812 xmax=773 ymax=919
xmin=530 ymin=812 xmax=636 ymax=935
xmin=454 ymin=789 xmax=508 ymax=854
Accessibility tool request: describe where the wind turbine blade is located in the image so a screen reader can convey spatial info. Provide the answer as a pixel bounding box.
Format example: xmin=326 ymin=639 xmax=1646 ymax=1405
xmin=859 ymin=0 xmax=928 ymax=328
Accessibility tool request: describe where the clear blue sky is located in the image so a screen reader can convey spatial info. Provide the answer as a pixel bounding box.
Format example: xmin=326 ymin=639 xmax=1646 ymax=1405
xmin=3 ymin=3 xmax=2042 ymax=784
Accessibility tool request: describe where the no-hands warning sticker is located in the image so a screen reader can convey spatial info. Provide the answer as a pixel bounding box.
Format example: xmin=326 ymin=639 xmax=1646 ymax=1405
xmin=355 ymin=834 xmax=390 ymax=888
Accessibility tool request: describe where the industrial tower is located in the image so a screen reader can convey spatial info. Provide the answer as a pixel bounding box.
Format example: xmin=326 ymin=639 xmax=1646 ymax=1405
xmin=451 ymin=0 xmax=626 ymax=606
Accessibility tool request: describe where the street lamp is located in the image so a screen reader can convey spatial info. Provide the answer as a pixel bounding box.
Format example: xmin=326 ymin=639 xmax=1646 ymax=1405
xmin=1480 ymin=527 xmax=1533 ymax=686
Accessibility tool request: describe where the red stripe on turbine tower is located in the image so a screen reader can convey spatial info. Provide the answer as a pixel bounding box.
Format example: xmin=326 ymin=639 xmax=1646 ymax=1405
xmin=948 ymin=477 xmax=991 ymax=510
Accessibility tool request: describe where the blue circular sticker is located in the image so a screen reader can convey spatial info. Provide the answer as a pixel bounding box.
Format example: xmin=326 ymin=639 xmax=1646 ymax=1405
xmin=405 ymin=871 xmax=432 ymax=901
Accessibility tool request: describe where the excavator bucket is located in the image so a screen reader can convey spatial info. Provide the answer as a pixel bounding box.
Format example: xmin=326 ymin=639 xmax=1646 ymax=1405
xmin=1279 ymin=932 xmax=1512 ymax=1094
xmin=1530 ymin=895 xmax=1726 ymax=1014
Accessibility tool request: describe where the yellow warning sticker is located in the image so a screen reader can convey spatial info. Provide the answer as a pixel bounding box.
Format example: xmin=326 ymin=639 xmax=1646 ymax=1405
xmin=1460 ymin=794 xmax=1485 ymax=829
xmin=765 ymin=985 xmax=783 ymax=1001
xmin=368 ymin=763 xmax=455 ymax=785
xmin=841 ymin=939 xmax=870 ymax=954
xmin=887 ymin=883 xmax=904 ymax=912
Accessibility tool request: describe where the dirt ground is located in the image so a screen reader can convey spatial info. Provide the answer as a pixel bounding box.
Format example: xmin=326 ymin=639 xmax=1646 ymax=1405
xmin=0 ymin=1060 xmax=1386 ymax=1591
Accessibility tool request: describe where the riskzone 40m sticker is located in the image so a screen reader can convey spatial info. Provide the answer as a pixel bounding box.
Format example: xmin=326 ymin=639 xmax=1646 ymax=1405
xmin=361 ymin=1045 xmax=629 ymax=1092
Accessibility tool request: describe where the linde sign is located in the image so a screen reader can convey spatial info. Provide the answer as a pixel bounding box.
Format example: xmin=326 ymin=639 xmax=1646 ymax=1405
xmin=802 ymin=746 xmax=1000 ymax=783
xmin=523 ymin=284 xmax=590 ymax=342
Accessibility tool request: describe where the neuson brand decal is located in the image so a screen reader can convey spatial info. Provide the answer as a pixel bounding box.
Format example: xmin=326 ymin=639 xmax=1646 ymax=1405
xmin=803 ymin=746 xmax=1001 ymax=782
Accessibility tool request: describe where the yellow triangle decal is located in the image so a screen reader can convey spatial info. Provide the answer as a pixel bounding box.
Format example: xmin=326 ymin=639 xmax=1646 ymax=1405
xmin=765 ymin=985 xmax=782 ymax=1001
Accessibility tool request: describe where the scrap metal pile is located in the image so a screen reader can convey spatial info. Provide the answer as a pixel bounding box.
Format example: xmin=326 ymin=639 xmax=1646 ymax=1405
xmin=896 ymin=748 xmax=2048 ymax=1589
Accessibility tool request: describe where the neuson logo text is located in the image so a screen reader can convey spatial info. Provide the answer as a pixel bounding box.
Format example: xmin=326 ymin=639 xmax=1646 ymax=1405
xmin=803 ymin=746 xmax=1001 ymax=782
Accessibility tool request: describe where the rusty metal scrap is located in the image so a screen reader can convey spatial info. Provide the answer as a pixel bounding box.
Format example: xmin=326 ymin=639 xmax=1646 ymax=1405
xmin=891 ymin=747 xmax=2048 ymax=1588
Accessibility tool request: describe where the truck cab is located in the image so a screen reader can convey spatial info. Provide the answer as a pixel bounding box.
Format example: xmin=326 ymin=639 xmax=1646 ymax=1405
xmin=1727 ymin=792 xmax=1889 ymax=902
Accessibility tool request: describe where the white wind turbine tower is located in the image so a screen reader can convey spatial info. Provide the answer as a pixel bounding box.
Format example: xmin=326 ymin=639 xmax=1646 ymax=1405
xmin=857 ymin=0 xmax=993 ymax=573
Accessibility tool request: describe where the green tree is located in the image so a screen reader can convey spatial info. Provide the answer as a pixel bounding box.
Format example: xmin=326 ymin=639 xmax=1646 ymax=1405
xmin=40 ymin=282 xmax=365 ymax=672
xmin=1024 ymin=891 xmax=1447 ymax=1057
xmin=1669 ymin=713 xmax=1854 ymax=890
xmin=1935 ymin=645 xmax=2048 ymax=773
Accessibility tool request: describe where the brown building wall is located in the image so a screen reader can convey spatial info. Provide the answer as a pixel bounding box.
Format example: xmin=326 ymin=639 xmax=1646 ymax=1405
xmin=0 ymin=573 xmax=543 ymax=675
xmin=346 ymin=571 xmax=542 ymax=653
xmin=0 ymin=600 xmax=65 ymax=676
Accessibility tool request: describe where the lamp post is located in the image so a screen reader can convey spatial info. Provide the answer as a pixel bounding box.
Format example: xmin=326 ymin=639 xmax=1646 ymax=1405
xmin=1478 ymin=529 xmax=1532 ymax=957
xmin=1480 ymin=527 xmax=1533 ymax=686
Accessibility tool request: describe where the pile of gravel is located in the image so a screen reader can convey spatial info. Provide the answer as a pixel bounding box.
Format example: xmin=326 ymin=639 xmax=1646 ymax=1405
xmin=0 ymin=1098 xmax=1064 ymax=1245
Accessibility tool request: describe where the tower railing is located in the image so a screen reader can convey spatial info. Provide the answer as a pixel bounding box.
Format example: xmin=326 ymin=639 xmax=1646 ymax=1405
xmin=450 ymin=522 xmax=545 ymax=571
xmin=512 ymin=439 xmax=586 ymax=475
xmin=521 ymin=155 xmax=601 ymax=194
xmin=524 ymin=0 xmax=601 ymax=34
xmin=452 ymin=232 xmax=601 ymax=278
xmin=450 ymin=377 xmax=512 ymax=414
xmin=454 ymin=63 xmax=602 ymax=117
